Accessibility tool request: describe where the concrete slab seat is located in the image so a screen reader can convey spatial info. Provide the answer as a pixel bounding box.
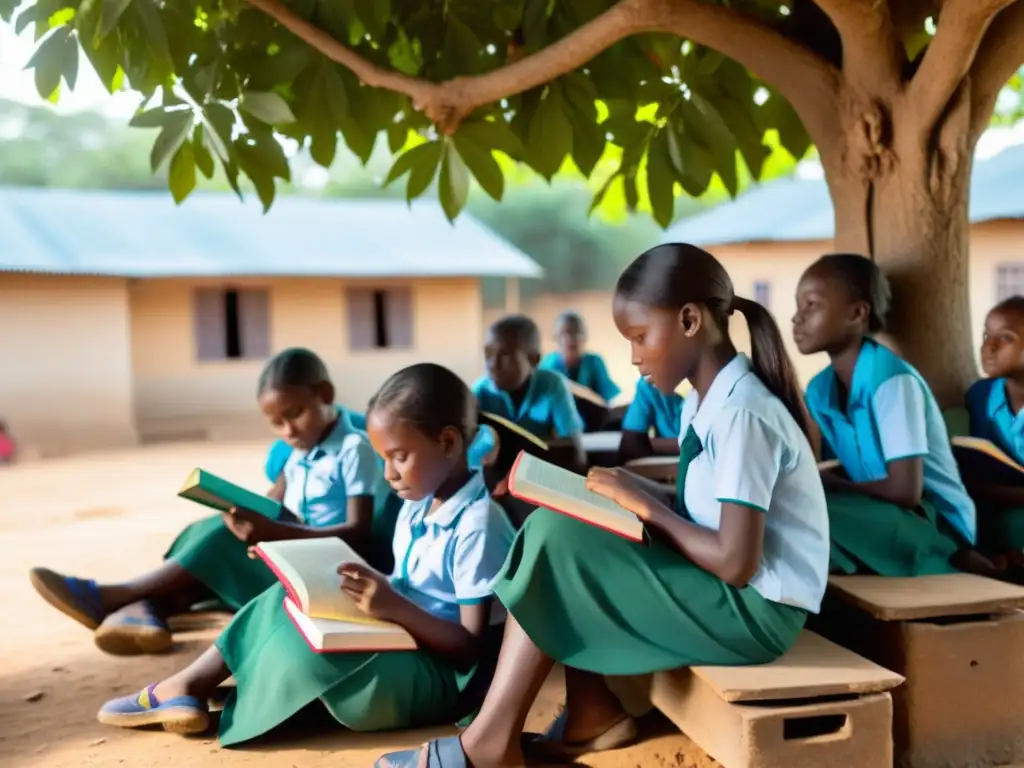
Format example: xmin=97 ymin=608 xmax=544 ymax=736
xmin=618 ymin=630 xmax=903 ymax=768
xmin=823 ymin=573 xmax=1024 ymax=768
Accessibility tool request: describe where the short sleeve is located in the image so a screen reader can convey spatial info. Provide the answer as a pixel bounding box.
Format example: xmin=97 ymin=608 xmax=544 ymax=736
xmin=590 ymin=356 xmax=621 ymax=401
xmin=710 ymin=408 xmax=785 ymax=513
xmin=549 ymin=376 xmax=585 ymax=437
xmin=452 ymin=512 xmax=515 ymax=604
xmin=621 ymin=385 xmax=654 ymax=432
xmin=873 ymin=374 xmax=929 ymax=462
xmin=338 ymin=437 xmax=381 ymax=497
xmin=467 ymin=425 xmax=498 ymax=470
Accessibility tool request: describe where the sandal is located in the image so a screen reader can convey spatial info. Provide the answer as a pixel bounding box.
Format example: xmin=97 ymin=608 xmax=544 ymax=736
xmin=28 ymin=567 xmax=106 ymax=630
xmin=94 ymin=601 xmax=173 ymax=656
xmin=522 ymin=709 xmax=638 ymax=759
xmin=97 ymin=683 xmax=210 ymax=734
xmin=376 ymin=736 xmax=470 ymax=768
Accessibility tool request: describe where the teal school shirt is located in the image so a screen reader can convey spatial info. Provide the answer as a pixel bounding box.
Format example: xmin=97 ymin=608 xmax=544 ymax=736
xmin=538 ymin=351 xmax=621 ymax=402
xmin=621 ymin=377 xmax=684 ymax=439
xmin=263 ymin=406 xmax=367 ymax=483
xmin=805 ymin=338 xmax=976 ymax=545
xmin=472 ymin=370 xmax=584 ymax=439
xmin=965 ymin=377 xmax=1024 ymax=465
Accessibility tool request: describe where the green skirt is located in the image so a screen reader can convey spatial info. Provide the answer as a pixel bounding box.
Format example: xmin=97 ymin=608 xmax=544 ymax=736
xmin=215 ymin=583 xmax=492 ymax=747
xmin=826 ymin=491 xmax=962 ymax=576
xmin=165 ymin=516 xmax=277 ymax=611
xmin=976 ymin=505 xmax=1024 ymax=554
xmin=493 ymin=508 xmax=806 ymax=676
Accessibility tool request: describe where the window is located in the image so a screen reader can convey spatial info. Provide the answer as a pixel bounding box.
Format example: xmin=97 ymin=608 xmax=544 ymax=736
xmin=347 ymin=287 xmax=413 ymax=351
xmin=753 ymin=280 xmax=771 ymax=307
xmin=996 ymin=264 xmax=1024 ymax=302
xmin=193 ymin=288 xmax=270 ymax=361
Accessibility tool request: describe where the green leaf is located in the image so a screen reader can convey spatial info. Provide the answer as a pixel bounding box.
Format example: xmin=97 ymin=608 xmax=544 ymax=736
xmin=589 ymin=170 xmax=620 ymax=215
xmin=762 ymin=91 xmax=811 ymax=161
xmin=14 ymin=4 xmax=38 ymax=35
xmin=646 ymin=130 xmax=676 ymax=228
xmin=234 ymin=139 xmax=277 ymax=213
xmin=452 ymin=133 xmax=504 ymax=201
xmin=679 ymin=95 xmax=737 ymax=196
xmin=221 ymin=158 xmax=244 ymax=202
xmin=99 ymin=0 xmax=132 ymax=39
xmin=492 ymin=0 xmax=524 ymax=31
xmin=384 ymin=140 xmax=440 ymax=186
xmin=438 ymin=141 xmax=471 ymax=221
xmin=387 ymin=122 xmax=409 ymax=153
xmin=322 ymin=64 xmax=349 ymax=125
xmin=250 ymin=135 xmax=291 ymax=181
xmin=404 ymin=141 xmax=443 ymax=202
xmin=354 ymin=0 xmax=389 ymax=38
xmin=456 ymin=119 xmax=523 ymax=159
xmin=61 ymin=27 xmax=78 ymax=89
xmin=443 ymin=16 xmax=482 ymax=75
xmin=192 ymin=125 xmax=215 ymax=179
xmin=387 ymin=28 xmax=422 ymax=75
xmin=240 ymin=91 xmax=296 ymax=125
xmin=521 ymin=0 xmax=551 ymax=51
xmin=201 ymin=103 xmax=235 ymax=162
xmin=309 ymin=129 xmax=338 ymax=167
xmin=168 ymin=142 xmax=197 ymax=204
xmin=339 ymin=115 xmax=375 ymax=164
xmin=150 ymin=111 xmax=193 ymax=172
xmin=676 ymin=134 xmax=715 ymax=197
xmin=623 ymin=166 xmax=639 ymax=212
xmin=131 ymin=0 xmax=171 ymax=76
xmin=0 ymin=0 xmax=17 ymax=23
xmin=130 ymin=105 xmax=186 ymax=128
xmin=527 ymin=84 xmax=573 ymax=180
xmin=26 ymin=26 xmax=71 ymax=101
xmin=704 ymin=89 xmax=769 ymax=179
xmin=561 ymin=72 xmax=603 ymax=176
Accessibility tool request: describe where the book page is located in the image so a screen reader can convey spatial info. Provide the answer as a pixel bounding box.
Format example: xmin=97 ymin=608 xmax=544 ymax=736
xmin=481 ymin=412 xmax=549 ymax=450
xmin=511 ymin=454 xmax=643 ymax=539
xmin=284 ymin=598 xmax=415 ymax=652
xmin=952 ymin=437 xmax=1024 ymax=471
xmin=256 ymin=539 xmax=386 ymax=625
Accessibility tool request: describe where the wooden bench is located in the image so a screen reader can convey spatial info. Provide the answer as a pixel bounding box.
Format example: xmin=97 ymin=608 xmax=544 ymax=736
xmin=618 ymin=630 xmax=903 ymax=767
xmin=823 ymin=573 xmax=1024 ymax=768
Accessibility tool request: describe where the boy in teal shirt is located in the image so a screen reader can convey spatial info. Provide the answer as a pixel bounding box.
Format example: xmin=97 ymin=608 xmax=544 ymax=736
xmin=538 ymin=311 xmax=620 ymax=402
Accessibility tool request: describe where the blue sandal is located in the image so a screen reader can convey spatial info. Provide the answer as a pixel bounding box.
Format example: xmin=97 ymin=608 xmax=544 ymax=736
xmin=376 ymin=737 xmax=469 ymax=768
xmin=94 ymin=601 xmax=173 ymax=656
xmin=97 ymin=683 xmax=210 ymax=734
xmin=28 ymin=567 xmax=105 ymax=629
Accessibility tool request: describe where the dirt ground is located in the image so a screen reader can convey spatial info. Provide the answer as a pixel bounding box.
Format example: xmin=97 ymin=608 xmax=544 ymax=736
xmin=0 ymin=440 xmax=717 ymax=768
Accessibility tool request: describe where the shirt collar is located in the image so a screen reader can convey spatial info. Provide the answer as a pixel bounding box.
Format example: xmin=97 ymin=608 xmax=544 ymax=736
xmin=988 ymin=377 xmax=1012 ymax=420
xmin=686 ymin=354 xmax=752 ymax=444
xmin=416 ymin=470 xmax=488 ymax=530
xmin=303 ymin=410 xmax=353 ymax=461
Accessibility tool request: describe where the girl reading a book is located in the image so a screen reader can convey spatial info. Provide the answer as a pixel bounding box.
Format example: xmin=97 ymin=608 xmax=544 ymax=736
xmin=28 ymin=347 xmax=388 ymax=657
xmin=793 ymin=253 xmax=980 ymax=576
xmin=378 ymin=243 xmax=830 ymax=768
xmin=95 ymin=363 xmax=516 ymax=745
xmin=964 ymin=295 xmax=1024 ymax=557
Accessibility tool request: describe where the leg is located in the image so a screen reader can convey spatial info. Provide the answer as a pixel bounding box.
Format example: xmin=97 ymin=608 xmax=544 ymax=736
xmin=558 ymin=668 xmax=628 ymax=742
xmin=459 ymin=615 xmax=555 ymax=766
xmin=153 ymin=644 xmax=231 ymax=702
xmin=98 ymin=561 xmax=202 ymax=613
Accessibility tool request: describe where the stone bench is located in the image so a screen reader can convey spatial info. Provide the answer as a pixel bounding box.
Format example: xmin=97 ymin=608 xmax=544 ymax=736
xmin=822 ymin=573 xmax=1024 ymax=768
xmin=618 ymin=630 xmax=903 ymax=767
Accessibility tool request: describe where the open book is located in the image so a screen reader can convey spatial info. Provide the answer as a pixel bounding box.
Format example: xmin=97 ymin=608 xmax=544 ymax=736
xmin=178 ymin=468 xmax=281 ymax=519
xmin=508 ymin=451 xmax=645 ymax=542
xmin=951 ymin=436 xmax=1024 ymax=486
xmin=250 ymin=538 xmax=416 ymax=653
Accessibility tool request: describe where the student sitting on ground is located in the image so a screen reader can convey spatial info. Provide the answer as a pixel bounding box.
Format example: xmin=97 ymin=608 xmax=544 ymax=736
xmin=793 ymin=253 xmax=981 ymax=576
xmin=28 ymin=348 xmax=387 ymax=656
xmin=964 ymin=295 xmax=1024 ymax=559
xmin=473 ymin=314 xmax=584 ymax=469
xmin=377 ymin=243 xmax=829 ymax=768
xmin=538 ymin=310 xmax=621 ymax=403
xmin=264 ymin=408 xmax=367 ymax=482
xmin=95 ymin=363 xmax=515 ymax=747
xmin=617 ymin=376 xmax=684 ymax=463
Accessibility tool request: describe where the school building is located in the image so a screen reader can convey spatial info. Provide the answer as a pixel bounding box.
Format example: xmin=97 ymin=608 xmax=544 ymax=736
xmin=0 ymin=188 xmax=541 ymax=458
xmin=497 ymin=143 xmax=1024 ymax=397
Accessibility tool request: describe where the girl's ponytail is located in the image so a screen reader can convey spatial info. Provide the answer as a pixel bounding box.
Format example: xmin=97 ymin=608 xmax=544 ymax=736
xmin=732 ymin=297 xmax=815 ymax=444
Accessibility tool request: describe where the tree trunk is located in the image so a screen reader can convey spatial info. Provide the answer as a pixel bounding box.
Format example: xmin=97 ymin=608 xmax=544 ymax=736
xmin=821 ymin=98 xmax=979 ymax=409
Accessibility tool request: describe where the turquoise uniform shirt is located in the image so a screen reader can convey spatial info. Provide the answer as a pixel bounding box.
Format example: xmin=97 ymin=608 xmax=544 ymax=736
xmin=538 ymin=351 xmax=621 ymax=402
xmin=280 ymin=411 xmax=382 ymax=527
xmin=622 ymin=377 xmax=684 ymax=438
xmin=389 ymin=471 xmax=515 ymax=625
xmin=966 ymin=377 xmax=1024 ymax=464
xmin=263 ymin=406 xmax=367 ymax=482
xmin=806 ymin=338 xmax=976 ymax=545
xmin=472 ymin=370 xmax=584 ymax=439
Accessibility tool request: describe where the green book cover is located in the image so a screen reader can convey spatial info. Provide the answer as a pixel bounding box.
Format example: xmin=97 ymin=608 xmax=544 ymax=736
xmin=178 ymin=468 xmax=282 ymax=519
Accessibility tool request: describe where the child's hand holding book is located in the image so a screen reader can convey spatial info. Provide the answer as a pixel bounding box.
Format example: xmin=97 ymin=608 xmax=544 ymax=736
xmin=221 ymin=507 xmax=289 ymax=544
xmin=338 ymin=563 xmax=403 ymax=621
xmin=585 ymin=467 xmax=665 ymax=523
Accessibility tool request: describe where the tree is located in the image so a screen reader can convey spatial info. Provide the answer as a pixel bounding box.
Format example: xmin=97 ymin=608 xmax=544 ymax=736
xmin=3 ymin=0 xmax=1023 ymax=403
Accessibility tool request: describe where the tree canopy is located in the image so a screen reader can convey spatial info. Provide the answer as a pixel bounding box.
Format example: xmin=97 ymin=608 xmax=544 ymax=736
xmin=0 ymin=0 xmax=844 ymax=223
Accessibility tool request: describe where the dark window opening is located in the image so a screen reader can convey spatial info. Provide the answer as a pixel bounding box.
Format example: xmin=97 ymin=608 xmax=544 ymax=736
xmin=372 ymin=290 xmax=388 ymax=348
xmin=224 ymin=289 xmax=242 ymax=359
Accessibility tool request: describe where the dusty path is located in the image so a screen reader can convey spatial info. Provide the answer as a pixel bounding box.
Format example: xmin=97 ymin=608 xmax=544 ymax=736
xmin=0 ymin=441 xmax=715 ymax=767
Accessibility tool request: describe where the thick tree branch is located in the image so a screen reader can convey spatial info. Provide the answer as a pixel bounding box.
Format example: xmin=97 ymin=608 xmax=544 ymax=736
xmin=812 ymin=0 xmax=903 ymax=92
xmin=968 ymin=0 xmax=1024 ymax=139
xmin=908 ymin=0 xmax=1017 ymax=134
xmin=244 ymin=0 xmax=840 ymax=144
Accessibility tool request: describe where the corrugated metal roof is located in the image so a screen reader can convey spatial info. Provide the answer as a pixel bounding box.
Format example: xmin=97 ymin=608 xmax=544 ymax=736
xmin=0 ymin=187 xmax=544 ymax=279
xmin=663 ymin=143 xmax=1024 ymax=247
